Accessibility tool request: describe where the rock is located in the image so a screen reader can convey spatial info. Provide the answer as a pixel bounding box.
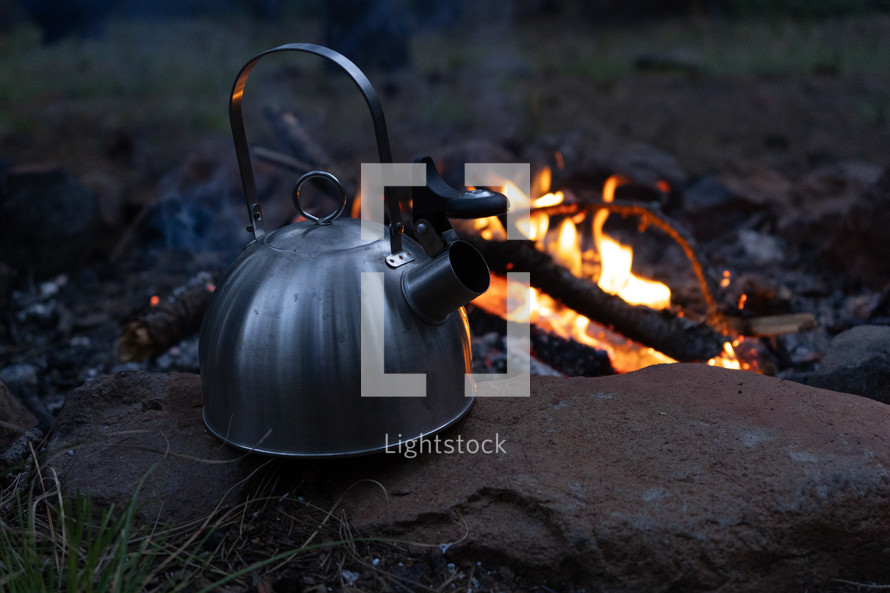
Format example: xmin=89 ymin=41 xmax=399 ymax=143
xmin=0 ymin=163 xmax=100 ymax=280
xmin=824 ymin=163 xmax=890 ymax=289
xmin=716 ymin=160 xmax=794 ymax=208
xmin=0 ymin=379 xmax=39 ymax=461
xmin=434 ymin=139 xmax=517 ymax=190
xmin=776 ymin=160 xmax=888 ymax=287
xmin=795 ymin=160 xmax=882 ymax=210
xmin=45 ymin=371 xmax=260 ymax=525
xmin=39 ymin=366 xmax=890 ymax=590
xmin=737 ymin=229 xmax=786 ymax=266
xmin=804 ymin=325 xmax=890 ymax=405
xmin=680 ymin=175 xmax=768 ymax=241
xmin=523 ymin=129 xmax=688 ymax=197
xmin=338 ymin=364 xmax=890 ymax=591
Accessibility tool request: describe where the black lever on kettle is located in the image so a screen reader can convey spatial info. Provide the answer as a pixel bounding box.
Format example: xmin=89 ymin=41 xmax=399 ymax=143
xmin=411 ymin=156 xmax=509 ymax=256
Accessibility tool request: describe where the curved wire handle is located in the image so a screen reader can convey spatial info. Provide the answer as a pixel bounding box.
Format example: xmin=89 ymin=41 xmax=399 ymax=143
xmin=229 ymin=43 xmax=404 ymax=253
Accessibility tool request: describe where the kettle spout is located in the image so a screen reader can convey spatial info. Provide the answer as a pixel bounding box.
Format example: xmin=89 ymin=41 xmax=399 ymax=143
xmin=402 ymin=241 xmax=490 ymax=324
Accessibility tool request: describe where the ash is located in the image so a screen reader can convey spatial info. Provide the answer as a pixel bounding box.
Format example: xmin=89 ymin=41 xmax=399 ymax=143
xmin=2 ymin=140 xmax=889 ymax=432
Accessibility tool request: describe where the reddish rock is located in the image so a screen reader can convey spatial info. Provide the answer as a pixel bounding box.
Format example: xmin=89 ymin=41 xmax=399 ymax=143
xmin=44 ymin=371 xmax=259 ymax=525
xmin=42 ymin=366 xmax=890 ymax=591
xmin=805 ymin=325 xmax=890 ymax=405
xmin=0 ymin=378 xmax=39 ymax=463
xmin=338 ymin=364 xmax=890 ymax=592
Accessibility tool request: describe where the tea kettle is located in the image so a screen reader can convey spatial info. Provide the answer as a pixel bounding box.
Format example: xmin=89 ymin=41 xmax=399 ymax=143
xmin=200 ymin=44 xmax=508 ymax=457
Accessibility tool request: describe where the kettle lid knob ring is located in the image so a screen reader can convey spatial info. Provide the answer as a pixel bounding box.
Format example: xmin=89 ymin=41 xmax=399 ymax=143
xmin=292 ymin=171 xmax=346 ymax=225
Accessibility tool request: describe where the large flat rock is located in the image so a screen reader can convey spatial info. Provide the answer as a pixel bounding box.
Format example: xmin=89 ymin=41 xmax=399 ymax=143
xmin=43 ymin=365 xmax=890 ymax=591
xmin=45 ymin=371 xmax=260 ymax=525
xmin=338 ymin=364 xmax=890 ymax=592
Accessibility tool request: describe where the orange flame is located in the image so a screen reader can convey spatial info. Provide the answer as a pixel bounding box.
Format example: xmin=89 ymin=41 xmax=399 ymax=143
xmin=708 ymin=338 xmax=749 ymax=370
xmin=592 ymin=176 xmax=670 ymax=310
xmin=150 ymin=295 xmax=160 ymax=307
xmin=470 ymin=167 xmax=749 ymax=374
xmin=475 ymin=275 xmax=676 ymax=374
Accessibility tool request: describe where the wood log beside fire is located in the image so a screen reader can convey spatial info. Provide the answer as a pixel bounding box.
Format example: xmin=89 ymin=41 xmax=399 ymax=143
xmin=119 ymin=272 xmax=216 ymax=363
xmin=463 ymin=234 xmax=726 ymax=363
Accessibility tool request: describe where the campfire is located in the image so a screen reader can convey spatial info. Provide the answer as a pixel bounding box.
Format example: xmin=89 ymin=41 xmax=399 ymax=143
xmin=116 ymin=160 xmax=781 ymax=377
xmin=463 ymin=167 xmax=758 ymax=374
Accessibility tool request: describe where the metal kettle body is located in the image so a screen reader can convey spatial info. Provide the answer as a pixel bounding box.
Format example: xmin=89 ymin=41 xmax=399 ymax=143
xmin=200 ymin=219 xmax=481 ymax=457
xmin=199 ymin=44 xmax=507 ymax=457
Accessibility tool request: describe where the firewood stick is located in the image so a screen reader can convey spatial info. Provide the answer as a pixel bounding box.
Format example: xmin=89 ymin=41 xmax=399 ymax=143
xmin=119 ymin=272 xmax=216 ymax=362
xmin=535 ymin=200 xmax=724 ymax=326
xmin=464 ymin=236 xmax=727 ymax=362
xmin=724 ymin=313 xmax=817 ymax=337
xmin=252 ymin=146 xmax=315 ymax=175
xmin=262 ymin=107 xmax=333 ymax=170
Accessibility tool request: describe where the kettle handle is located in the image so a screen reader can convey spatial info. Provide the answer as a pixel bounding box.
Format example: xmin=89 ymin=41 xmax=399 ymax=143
xmin=229 ymin=43 xmax=404 ymax=253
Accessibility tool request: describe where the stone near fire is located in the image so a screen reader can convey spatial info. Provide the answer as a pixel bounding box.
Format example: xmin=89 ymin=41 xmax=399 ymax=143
xmin=804 ymin=324 xmax=890 ymax=405
xmin=43 ymin=367 xmax=890 ymax=591
xmin=0 ymin=163 xmax=100 ymax=280
xmin=0 ymin=378 xmax=39 ymax=467
xmin=523 ymin=128 xmax=688 ymax=193
xmin=44 ymin=371 xmax=260 ymax=525
xmin=825 ymin=162 xmax=890 ymax=288
xmin=339 ymin=364 xmax=890 ymax=591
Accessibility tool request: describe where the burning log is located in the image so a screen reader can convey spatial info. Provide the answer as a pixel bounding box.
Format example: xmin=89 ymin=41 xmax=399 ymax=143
xmin=536 ymin=200 xmax=723 ymax=324
xmin=464 ymin=234 xmax=726 ymax=363
xmin=469 ymin=307 xmax=615 ymax=377
xmin=119 ymin=272 xmax=216 ymax=362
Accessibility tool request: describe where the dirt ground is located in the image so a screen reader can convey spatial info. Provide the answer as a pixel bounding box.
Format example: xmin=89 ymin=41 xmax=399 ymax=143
xmin=3 ymin=12 xmax=890 ymax=197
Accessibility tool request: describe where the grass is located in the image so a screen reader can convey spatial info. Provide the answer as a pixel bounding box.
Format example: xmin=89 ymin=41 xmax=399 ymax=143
xmin=1 ymin=468 xmax=165 ymax=593
xmin=520 ymin=12 xmax=890 ymax=80
xmin=0 ymin=16 xmax=322 ymax=144
xmin=4 ymin=12 xmax=890 ymax=143
xmin=0 ymin=446 xmax=476 ymax=593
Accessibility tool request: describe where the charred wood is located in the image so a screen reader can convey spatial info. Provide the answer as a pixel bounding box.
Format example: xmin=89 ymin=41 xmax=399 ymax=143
xmin=464 ymin=235 xmax=726 ymax=363
xmin=536 ymin=200 xmax=723 ymax=324
xmin=725 ymin=313 xmax=817 ymax=338
xmin=119 ymin=272 xmax=216 ymax=362
xmin=468 ymin=306 xmax=615 ymax=377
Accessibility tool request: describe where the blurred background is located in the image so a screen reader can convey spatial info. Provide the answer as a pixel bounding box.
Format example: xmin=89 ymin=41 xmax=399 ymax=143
xmin=3 ymin=0 xmax=890 ymax=183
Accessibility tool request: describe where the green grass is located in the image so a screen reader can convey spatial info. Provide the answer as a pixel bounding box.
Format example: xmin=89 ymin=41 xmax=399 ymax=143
xmin=0 ymin=458 xmax=456 ymax=593
xmin=0 ymin=16 xmax=320 ymax=140
xmin=0 ymin=469 xmax=175 ymax=593
xmin=3 ymin=12 xmax=890 ymax=166
xmin=520 ymin=13 xmax=890 ymax=80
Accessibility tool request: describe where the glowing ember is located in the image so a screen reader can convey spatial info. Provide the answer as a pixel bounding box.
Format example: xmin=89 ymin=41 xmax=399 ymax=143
xmin=475 ymin=275 xmax=676 ymax=374
xmin=150 ymin=295 xmax=160 ymax=307
xmin=707 ymin=338 xmax=754 ymax=371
